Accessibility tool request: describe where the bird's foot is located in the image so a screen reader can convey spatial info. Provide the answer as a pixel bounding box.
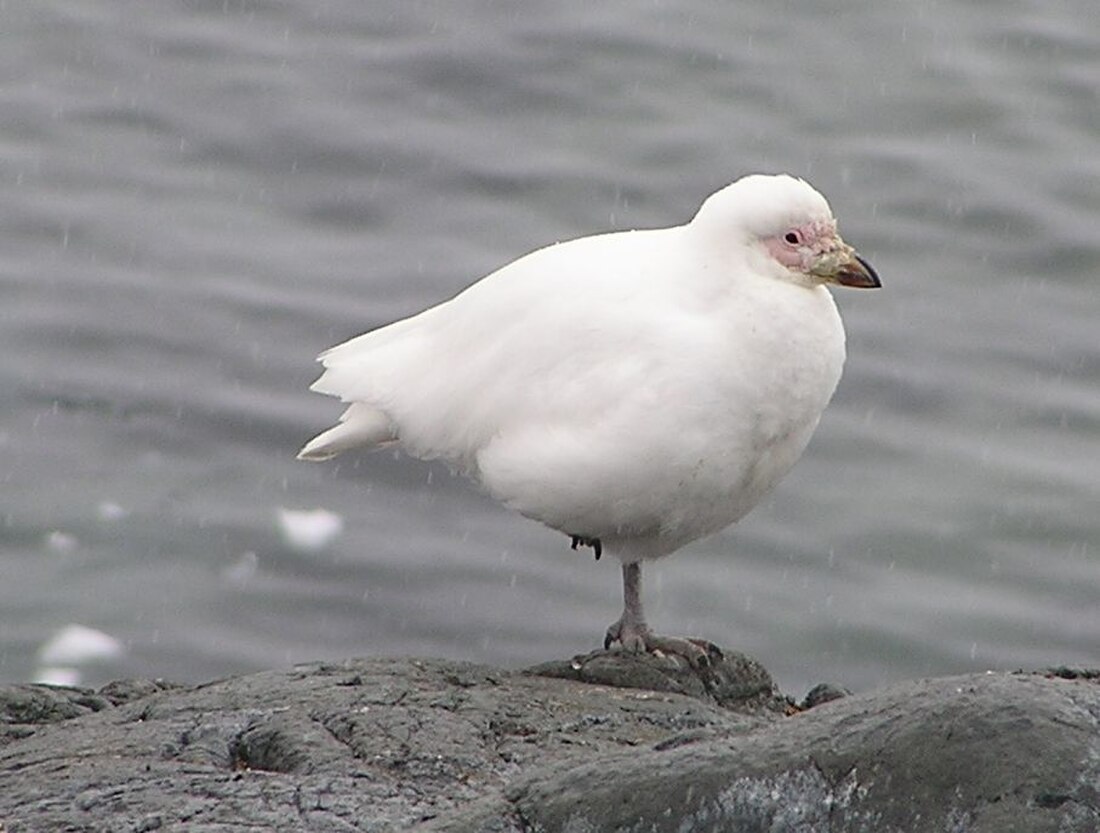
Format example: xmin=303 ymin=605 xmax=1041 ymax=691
xmin=569 ymin=534 xmax=602 ymax=560
xmin=603 ymin=619 xmax=719 ymax=669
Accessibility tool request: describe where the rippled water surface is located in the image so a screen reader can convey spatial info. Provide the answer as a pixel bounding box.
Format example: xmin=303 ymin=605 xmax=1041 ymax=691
xmin=3 ymin=0 xmax=1099 ymax=695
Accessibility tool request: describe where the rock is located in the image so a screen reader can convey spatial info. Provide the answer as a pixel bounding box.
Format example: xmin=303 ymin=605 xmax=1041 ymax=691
xmin=1 ymin=651 xmax=1098 ymax=832
xmin=528 ymin=642 xmax=790 ymax=713
xmin=455 ymin=671 xmax=1100 ymax=833
xmin=799 ymin=681 xmax=850 ymax=710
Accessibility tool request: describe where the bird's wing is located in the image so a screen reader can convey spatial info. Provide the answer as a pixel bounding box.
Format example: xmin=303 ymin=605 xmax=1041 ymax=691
xmin=300 ymin=226 xmax=698 ymax=468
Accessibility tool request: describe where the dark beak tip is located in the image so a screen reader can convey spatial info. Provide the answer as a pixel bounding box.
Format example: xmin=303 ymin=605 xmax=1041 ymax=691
xmin=854 ymin=254 xmax=882 ymax=288
xmin=837 ymin=254 xmax=881 ymax=289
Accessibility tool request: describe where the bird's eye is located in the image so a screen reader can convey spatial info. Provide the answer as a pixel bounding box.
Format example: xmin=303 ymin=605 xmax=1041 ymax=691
xmin=784 ymin=230 xmax=802 ymax=245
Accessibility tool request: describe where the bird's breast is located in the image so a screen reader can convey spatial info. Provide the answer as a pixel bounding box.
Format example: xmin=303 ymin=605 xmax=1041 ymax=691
xmin=695 ymin=284 xmax=846 ymax=502
xmin=476 ymin=282 xmax=847 ymax=554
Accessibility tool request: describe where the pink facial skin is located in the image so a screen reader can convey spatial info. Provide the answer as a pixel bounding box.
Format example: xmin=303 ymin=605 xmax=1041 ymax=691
xmin=763 ymin=218 xmax=840 ymax=273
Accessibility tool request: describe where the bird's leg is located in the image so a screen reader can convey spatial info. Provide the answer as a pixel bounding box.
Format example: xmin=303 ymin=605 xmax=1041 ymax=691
xmin=604 ymin=561 xmax=648 ymax=652
xmin=604 ymin=561 xmax=715 ymax=667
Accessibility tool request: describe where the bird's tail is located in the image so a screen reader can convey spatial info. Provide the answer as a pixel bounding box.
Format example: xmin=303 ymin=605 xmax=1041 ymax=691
xmin=297 ymin=403 xmax=396 ymax=461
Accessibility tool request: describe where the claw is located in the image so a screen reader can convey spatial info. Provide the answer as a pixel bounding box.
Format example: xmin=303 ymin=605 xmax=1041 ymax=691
xmin=569 ymin=534 xmax=602 ymax=560
xmin=604 ymin=624 xmax=712 ymax=668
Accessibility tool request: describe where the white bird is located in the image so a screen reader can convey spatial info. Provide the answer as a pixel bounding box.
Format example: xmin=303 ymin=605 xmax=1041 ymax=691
xmin=299 ymin=174 xmax=880 ymax=664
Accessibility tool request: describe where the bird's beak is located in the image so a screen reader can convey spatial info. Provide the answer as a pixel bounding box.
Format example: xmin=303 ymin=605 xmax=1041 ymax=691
xmin=812 ymin=244 xmax=882 ymax=289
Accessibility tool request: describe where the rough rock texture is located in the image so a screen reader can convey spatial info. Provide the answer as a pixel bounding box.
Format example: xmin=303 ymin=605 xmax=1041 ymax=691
xmin=1 ymin=651 xmax=1098 ymax=832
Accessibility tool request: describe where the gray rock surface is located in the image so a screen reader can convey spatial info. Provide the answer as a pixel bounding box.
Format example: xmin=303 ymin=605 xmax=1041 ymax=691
xmin=1 ymin=651 xmax=1098 ymax=832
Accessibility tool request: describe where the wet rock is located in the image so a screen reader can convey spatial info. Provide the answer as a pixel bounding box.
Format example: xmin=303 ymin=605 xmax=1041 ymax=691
xmin=453 ymin=671 xmax=1100 ymax=833
xmin=527 ymin=643 xmax=789 ymax=713
xmin=799 ymin=681 xmax=850 ymax=709
xmin=0 ymin=652 xmax=1097 ymax=832
xmin=0 ymin=682 xmax=112 ymax=727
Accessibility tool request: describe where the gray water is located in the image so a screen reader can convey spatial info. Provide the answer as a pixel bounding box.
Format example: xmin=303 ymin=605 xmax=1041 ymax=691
xmin=2 ymin=0 xmax=1098 ymax=697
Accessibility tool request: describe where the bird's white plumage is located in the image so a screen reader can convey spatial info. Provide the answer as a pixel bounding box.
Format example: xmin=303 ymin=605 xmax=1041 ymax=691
xmin=301 ymin=175 xmax=859 ymax=564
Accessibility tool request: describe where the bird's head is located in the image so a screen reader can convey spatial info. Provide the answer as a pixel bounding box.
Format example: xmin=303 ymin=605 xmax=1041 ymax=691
xmin=692 ymin=174 xmax=881 ymax=291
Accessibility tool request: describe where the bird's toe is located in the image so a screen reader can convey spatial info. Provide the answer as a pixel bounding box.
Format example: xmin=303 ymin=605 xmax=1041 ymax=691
xmin=604 ymin=619 xmax=645 ymax=653
xmin=604 ymin=620 xmax=709 ymax=667
xmin=642 ymin=635 xmax=714 ymax=669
